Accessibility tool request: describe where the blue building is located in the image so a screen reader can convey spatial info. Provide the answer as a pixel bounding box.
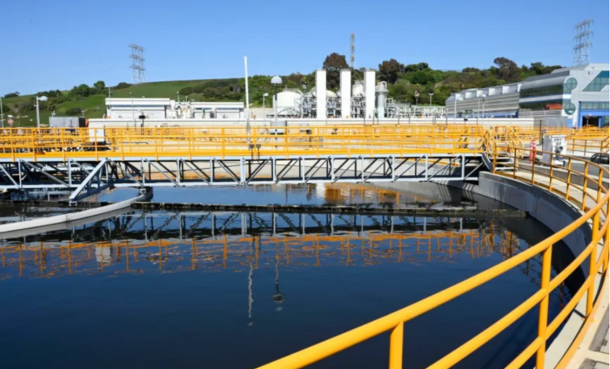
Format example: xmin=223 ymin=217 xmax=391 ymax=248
xmin=446 ymin=63 xmax=609 ymax=127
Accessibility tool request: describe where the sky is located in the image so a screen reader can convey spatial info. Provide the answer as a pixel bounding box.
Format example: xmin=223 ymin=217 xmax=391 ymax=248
xmin=0 ymin=0 xmax=608 ymax=95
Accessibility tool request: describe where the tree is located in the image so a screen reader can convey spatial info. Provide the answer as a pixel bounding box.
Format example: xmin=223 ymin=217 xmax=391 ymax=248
xmin=410 ymin=70 xmax=434 ymax=85
xmin=493 ymin=57 xmax=520 ymax=83
xmin=114 ymin=82 xmax=131 ymax=89
xmin=322 ymin=53 xmax=349 ymax=90
xmin=69 ymin=84 xmax=91 ymax=98
xmin=93 ymin=81 xmax=106 ymax=94
xmin=4 ymin=92 xmax=19 ymax=98
xmin=179 ymin=87 xmax=193 ymax=96
xmin=65 ymin=107 xmax=82 ymax=116
xmin=378 ymin=59 xmax=402 ymax=84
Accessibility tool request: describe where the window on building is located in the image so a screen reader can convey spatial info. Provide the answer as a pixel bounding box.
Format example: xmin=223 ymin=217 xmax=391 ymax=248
xmin=563 ymin=100 xmax=576 ymax=115
xmin=581 ymin=102 xmax=610 ymax=110
xmin=519 ymin=100 xmax=563 ymax=110
xmin=520 ymin=84 xmax=563 ymax=98
xmin=564 ymin=78 xmax=577 ymax=92
xmin=583 ymin=71 xmax=610 ymax=91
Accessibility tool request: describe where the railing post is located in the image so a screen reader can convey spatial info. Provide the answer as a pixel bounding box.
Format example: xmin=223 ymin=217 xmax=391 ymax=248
xmin=549 ymin=153 xmax=554 ymax=191
xmin=513 ymin=147 xmax=517 ymax=179
xmin=535 ymin=243 xmax=553 ymax=369
xmin=565 ymin=157 xmax=572 ymax=201
xmin=389 ymin=322 xmax=404 ymax=369
xmin=587 ymin=208 xmax=600 ymax=316
xmin=221 ymin=128 xmax=226 ymax=159
xmin=584 ymin=139 xmax=588 ymax=156
xmin=582 ymin=162 xmax=589 ymax=211
xmin=531 ymin=152 xmax=536 ymax=184
xmin=492 ymin=146 xmax=497 ymax=174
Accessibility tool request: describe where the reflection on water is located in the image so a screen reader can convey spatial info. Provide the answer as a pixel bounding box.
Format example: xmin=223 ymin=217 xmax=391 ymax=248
xmin=0 ymin=185 xmax=576 ymax=369
xmin=0 ymin=212 xmax=560 ymax=285
xmin=99 ymin=182 xmax=468 ymax=206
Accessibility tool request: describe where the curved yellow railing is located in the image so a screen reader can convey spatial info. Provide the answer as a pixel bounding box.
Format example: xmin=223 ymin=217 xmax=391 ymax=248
xmin=256 ymin=148 xmax=609 ymax=369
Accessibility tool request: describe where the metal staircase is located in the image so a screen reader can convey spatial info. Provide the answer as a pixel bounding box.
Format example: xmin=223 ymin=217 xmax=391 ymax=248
xmin=482 ymin=128 xmax=518 ymax=173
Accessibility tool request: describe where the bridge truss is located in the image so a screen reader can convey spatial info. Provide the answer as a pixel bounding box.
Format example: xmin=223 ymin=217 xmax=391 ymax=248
xmin=0 ymin=154 xmax=484 ymax=202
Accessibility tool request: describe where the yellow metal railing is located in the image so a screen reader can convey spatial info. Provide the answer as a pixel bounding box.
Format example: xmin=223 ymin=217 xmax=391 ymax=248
xmin=0 ymin=126 xmax=488 ymax=161
xmin=0 ymin=125 xmax=605 ymax=162
xmin=256 ymin=148 xmax=609 ymax=369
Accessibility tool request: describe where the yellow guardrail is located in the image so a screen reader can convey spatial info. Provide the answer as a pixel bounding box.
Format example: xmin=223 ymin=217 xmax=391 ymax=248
xmin=256 ymin=147 xmax=609 ymax=369
xmin=0 ymin=126 xmax=486 ymax=161
xmin=0 ymin=125 xmax=605 ymax=161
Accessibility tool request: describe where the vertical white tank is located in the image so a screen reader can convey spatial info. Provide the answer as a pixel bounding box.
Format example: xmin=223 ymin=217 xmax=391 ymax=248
xmin=376 ymin=81 xmax=388 ymax=118
xmin=364 ymin=70 xmax=376 ymax=119
xmin=316 ymin=70 xmax=327 ymax=119
xmin=340 ymin=69 xmax=352 ymax=118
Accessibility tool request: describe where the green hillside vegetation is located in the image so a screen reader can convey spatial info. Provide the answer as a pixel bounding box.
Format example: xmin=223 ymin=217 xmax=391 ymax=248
xmin=2 ymin=55 xmax=562 ymax=127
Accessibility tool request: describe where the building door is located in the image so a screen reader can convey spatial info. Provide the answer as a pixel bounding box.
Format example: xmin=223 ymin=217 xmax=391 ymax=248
xmin=582 ymin=116 xmax=600 ymax=127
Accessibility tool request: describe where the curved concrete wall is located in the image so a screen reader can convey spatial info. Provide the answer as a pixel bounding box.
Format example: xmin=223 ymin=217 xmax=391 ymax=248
xmin=448 ymin=172 xmax=592 ymax=261
xmin=0 ymin=189 xmax=152 ymax=235
xmin=373 ymin=173 xmax=595 ymax=369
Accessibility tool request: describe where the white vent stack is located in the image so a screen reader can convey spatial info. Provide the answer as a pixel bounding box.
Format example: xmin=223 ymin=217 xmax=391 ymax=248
xmin=340 ymin=69 xmax=352 ymax=118
xmin=364 ymin=69 xmax=375 ymax=119
xmin=316 ymin=70 xmax=327 ymax=119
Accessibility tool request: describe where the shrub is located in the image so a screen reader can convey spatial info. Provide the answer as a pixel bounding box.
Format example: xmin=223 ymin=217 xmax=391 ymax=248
xmin=179 ymin=87 xmax=193 ymax=96
xmin=114 ymin=82 xmax=131 ymax=89
xmin=65 ymin=107 xmax=82 ymax=116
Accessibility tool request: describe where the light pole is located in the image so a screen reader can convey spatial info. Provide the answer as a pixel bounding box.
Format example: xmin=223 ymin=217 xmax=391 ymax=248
xmin=271 ymin=76 xmax=282 ymax=126
xmin=428 ymin=93 xmax=433 ymax=116
xmin=262 ymin=93 xmax=268 ymax=120
xmin=35 ymin=95 xmax=48 ymax=128
xmin=0 ymin=95 xmax=3 ymax=128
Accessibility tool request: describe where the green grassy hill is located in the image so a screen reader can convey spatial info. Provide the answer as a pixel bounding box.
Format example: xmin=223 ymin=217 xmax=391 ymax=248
xmin=1 ymin=79 xmax=222 ymax=127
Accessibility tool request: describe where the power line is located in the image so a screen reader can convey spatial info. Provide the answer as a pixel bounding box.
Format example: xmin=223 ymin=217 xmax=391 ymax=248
xmin=350 ymin=33 xmax=355 ymax=70
xmin=573 ymin=20 xmax=593 ymax=66
xmin=129 ymin=44 xmax=146 ymax=83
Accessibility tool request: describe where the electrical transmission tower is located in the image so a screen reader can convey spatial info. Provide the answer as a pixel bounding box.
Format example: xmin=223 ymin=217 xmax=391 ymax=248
xmin=350 ymin=33 xmax=355 ymax=69
xmin=573 ymin=20 xmax=593 ymax=66
xmin=129 ymin=44 xmax=146 ymax=83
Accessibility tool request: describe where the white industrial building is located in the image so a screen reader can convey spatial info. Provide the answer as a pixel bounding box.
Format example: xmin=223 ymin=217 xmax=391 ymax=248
xmin=105 ymin=98 xmax=245 ymax=120
xmin=446 ymin=63 xmax=609 ymax=127
xmin=270 ymin=69 xmax=444 ymax=119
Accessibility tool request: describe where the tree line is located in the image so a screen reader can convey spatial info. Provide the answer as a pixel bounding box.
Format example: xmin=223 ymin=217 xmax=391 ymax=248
xmin=2 ymin=81 xmax=132 ymax=116
xmin=3 ymin=55 xmax=563 ymax=116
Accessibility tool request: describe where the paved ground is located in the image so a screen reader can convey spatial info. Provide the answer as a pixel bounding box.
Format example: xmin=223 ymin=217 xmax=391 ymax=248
xmin=506 ymin=170 xmax=609 ymax=369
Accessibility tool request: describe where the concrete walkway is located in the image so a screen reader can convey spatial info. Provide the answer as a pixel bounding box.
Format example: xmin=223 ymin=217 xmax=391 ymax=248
xmin=507 ymin=170 xmax=608 ymax=369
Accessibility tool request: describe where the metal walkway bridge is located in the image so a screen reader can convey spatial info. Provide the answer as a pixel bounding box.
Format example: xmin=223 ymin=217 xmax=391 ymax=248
xmin=0 ymin=125 xmax=606 ymax=202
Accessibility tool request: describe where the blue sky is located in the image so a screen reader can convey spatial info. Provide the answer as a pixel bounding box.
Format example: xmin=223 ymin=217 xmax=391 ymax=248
xmin=0 ymin=0 xmax=608 ymax=95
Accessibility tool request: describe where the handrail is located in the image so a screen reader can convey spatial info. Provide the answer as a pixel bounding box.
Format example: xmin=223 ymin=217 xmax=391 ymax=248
xmin=257 ymin=148 xmax=609 ymax=369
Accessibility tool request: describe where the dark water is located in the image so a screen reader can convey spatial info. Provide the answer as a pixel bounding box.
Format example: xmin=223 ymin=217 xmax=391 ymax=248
xmin=0 ymin=184 xmax=579 ymax=369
